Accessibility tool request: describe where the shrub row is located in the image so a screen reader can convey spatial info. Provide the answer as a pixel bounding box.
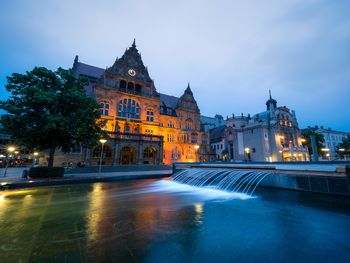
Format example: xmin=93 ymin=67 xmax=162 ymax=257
xmin=28 ymin=167 xmax=64 ymax=178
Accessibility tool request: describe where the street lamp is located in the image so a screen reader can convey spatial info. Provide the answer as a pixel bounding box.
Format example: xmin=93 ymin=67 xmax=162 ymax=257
xmin=194 ymin=144 xmax=200 ymax=162
xmin=244 ymin=147 xmax=251 ymax=162
xmin=98 ymin=139 xmax=107 ymax=174
xmin=33 ymin=152 xmax=39 ymax=167
xmin=321 ymin=148 xmax=330 ymax=161
xmin=279 ymin=150 xmax=283 ymax=162
xmin=4 ymin=146 xmax=15 ymax=178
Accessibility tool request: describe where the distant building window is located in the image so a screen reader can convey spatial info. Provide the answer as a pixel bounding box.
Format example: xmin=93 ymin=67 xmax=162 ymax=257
xmin=146 ymin=110 xmax=154 ymax=122
xmin=117 ymin=98 xmax=140 ymax=119
xmin=145 ymin=129 xmax=153 ymax=134
xmin=186 ymin=121 xmax=193 ymax=130
xmin=168 ymin=120 xmax=175 ymax=128
xmin=99 ymin=100 xmax=109 ymax=116
xmin=191 ymin=133 xmax=198 ymax=144
xmin=167 ymin=133 xmax=174 ymax=142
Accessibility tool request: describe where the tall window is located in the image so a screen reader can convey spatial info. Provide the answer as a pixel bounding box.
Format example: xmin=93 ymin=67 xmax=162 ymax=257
xmin=100 ymin=100 xmax=109 ymax=116
xmin=146 ymin=110 xmax=154 ymax=122
xmin=168 ymin=120 xmax=174 ymax=128
xmin=117 ymin=98 xmax=140 ymax=119
xmin=167 ymin=133 xmax=174 ymax=142
xmin=186 ymin=121 xmax=193 ymax=130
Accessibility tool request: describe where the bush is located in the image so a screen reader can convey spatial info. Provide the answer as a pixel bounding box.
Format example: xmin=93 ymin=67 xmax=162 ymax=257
xmin=28 ymin=167 xmax=64 ymax=178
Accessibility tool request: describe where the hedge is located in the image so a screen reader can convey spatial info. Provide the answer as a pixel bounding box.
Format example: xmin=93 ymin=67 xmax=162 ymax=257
xmin=28 ymin=167 xmax=64 ymax=178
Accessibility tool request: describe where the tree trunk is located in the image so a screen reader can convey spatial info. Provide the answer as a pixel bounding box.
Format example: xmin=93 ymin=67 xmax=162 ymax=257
xmin=48 ymin=146 xmax=56 ymax=167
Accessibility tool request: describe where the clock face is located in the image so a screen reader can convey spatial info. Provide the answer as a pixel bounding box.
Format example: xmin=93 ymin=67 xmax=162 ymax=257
xmin=128 ymin=69 xmax=136 ymax=76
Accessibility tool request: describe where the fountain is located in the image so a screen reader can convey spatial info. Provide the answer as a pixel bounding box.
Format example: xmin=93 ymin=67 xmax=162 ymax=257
xmin=172 ymin=168 xmax=274 ymax=196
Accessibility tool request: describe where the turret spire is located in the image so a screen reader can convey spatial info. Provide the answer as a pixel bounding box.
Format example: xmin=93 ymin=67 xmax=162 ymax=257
xmin=269 ymin=89 xmax=272 ymax=99
xmin=132 ymin=38 xmax=136 ymax=48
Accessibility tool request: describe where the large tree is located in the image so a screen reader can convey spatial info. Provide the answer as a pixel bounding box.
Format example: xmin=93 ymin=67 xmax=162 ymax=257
xmin=0 ymin=67 xmax=105 ymax=167
xmin=301 ymin=129 xmax=325 ymax=155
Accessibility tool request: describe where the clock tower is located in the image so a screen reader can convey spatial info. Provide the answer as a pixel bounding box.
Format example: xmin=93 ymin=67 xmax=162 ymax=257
xmin=102 ymin=39 xmax=159 ymax=98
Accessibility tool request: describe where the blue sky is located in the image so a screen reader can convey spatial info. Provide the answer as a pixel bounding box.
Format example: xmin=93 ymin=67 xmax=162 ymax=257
xmin=1 ymin=0 xmax=350 ymax=131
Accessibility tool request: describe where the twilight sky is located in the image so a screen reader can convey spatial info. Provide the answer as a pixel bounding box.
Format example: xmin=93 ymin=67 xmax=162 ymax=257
xmin=1 ymin=0 xmax=350 ymax=131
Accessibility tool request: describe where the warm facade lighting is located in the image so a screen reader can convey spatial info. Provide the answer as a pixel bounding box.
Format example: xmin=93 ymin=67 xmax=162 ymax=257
xmin=33 ymin=152 xmax=39 ymax=156
xmin=194 ymin=145 xmax=200 ymax=150
xmin=321 ymin=148 xmax=330 ymax=152
xmin=339 ymin=148 xmax=345 ymax=152
xmin=244 ymin=147 xmax=250 ymax=154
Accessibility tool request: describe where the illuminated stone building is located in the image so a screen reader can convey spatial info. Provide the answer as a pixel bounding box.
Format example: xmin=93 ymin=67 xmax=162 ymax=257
xmin=66 ymin=40 xmax=208 ymax=165
xmin=209 ymin=92 xmax=309 ymax=162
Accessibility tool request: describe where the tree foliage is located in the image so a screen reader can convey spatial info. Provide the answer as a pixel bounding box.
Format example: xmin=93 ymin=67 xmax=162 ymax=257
xmin=301 ymin=129 xmax=325 ymax=155
xmin=337 ymin=135 xmax=350 ymax=156
xmin=0 ymin=67 xmax=105 ymax=167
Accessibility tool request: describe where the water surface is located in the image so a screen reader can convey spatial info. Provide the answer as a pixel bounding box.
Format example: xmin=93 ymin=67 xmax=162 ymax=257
xmin=0 ymin=178 xmax=349 ymax=262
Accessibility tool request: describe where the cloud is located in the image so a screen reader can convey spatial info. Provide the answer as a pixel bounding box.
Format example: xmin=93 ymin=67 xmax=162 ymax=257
xmin=1 ymin=0 xmax=349 ymax=130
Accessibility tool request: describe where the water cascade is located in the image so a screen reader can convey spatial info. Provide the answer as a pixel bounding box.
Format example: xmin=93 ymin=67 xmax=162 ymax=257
xmin=172 ymin=168 xmax=274 ymax=196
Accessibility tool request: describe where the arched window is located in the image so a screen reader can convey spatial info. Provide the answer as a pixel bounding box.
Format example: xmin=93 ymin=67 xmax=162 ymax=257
xmin=127 ymin=82 xmax=134 ymax=91
xmin=93 ymin=145 xmax=112 ymax=158
xmin=191 ymin=133 xmax=198 ymax=144
xmin=99 ymin=100 xmax=109 ymax=116
xmin=135 ymin=84 xmax=142 ymax=93
xmin=120 ymin=80 xmax=127 ymax=90
xmin=186 ymin=120 xmax=193 ymax=130
xmin=115 ymin=124 xmax=121 ymax=132
xmin=143 ymin=147 xmax=156 ymax=158
xmin=171 ymin=147 xmax=181 ymax=160
xmin=186 ymin=147 xmax=194 ymax=159
xmin=124 ymin=125 xmax=130 ymax=133
xmin=134 ymin=126 xmax=140 ymax=133
xmin=146 ymin=109 xmax=154 ymax=122
xmin=117 ymin=98 xmax=140 ymax=119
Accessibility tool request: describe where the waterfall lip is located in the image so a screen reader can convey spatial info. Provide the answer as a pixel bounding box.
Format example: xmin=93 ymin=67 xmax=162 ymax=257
xmin=148 ymin=180 xmax=253 ymax=201
xmin=171 ymin=168 xmax=273 ymax=197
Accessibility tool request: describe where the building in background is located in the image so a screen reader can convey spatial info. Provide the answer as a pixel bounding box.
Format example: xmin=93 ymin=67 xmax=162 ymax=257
xmin=302 ymin=125 xmax=349 ymax=160
xmin=54 ymin=40 xmax=209 ymax=166
xmin=208 ymin=92 xmax=309 ymax=162
xmin=200 ymin=114 xmax=226 ymax=131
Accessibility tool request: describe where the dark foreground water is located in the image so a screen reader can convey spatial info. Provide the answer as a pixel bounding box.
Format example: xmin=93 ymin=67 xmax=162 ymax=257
xmin=0 ymin=179 xmax=350 ymax=263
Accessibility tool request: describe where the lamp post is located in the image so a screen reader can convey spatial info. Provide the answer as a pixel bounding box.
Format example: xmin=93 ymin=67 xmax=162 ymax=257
xmin=194 ymin=144 xmax=200 ymax=162
xmin=33 ymin=152 xmax=39 ymax=167
xmin=98 ymin=139 xmax=107 ymax=175
xmin=279 ymin=150 xmax=283 ymax=162
xmin=321 ymin=148 xmax=330 ymax=161
xmin=4 ymin=146 xmax=15 ymax=178
xmin=244 ymin=147 xmax=251 ymax=162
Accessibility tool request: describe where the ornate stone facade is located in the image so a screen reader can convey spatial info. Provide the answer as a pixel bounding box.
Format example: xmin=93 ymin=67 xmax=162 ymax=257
xmin=69 ymin=40 xmax=208 ymax=165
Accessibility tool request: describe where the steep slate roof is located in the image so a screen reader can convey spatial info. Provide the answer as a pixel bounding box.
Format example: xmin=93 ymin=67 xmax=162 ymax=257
xmin=159 ymin=93 xmax=179 ymax=108
xmin=72 ymin=60 xmax=105 ymax=79
xmin=209 ymin=125 xmax=226 ymax=143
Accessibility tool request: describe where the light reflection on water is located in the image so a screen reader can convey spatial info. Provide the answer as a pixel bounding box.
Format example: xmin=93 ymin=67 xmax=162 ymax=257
xmin=0 ymin=179 xmax=349 ymax=263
